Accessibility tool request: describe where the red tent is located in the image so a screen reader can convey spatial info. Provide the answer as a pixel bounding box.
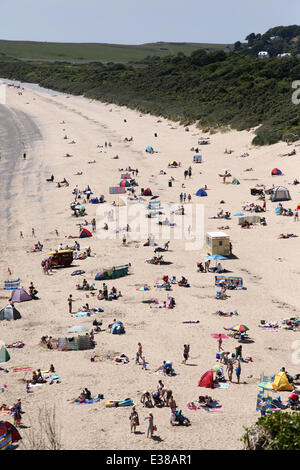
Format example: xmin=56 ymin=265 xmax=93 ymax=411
xmin=198 ymin=369 xmax=214 ymax=388
xmin=79 ymin=228 xmax=92 ymax=238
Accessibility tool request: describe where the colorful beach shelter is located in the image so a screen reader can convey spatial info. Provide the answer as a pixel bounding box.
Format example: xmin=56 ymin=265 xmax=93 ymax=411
xmin=0 ymin=345 xmax=10 ymax=363
xmin=232 ymin=177 xmax=240 ymax=185
xmin=10 ymin=287 xmax=32 ymax=303
xmin=198 ymin=369 xmax=214 ymax=388
xmin=0 ymin=421 xmax=21 ymax=443
xmin=196 ymin=188 xmax=207 ymax=197
xmin=146 ymin=146 xmax=153 ymax=152
xmin=79 ymin=228 xmax=92 ymax=238
xmin=120 ymin=179 xmax=131 ymax=187
xmin=271 ymin=168 xmax=282 ymax=175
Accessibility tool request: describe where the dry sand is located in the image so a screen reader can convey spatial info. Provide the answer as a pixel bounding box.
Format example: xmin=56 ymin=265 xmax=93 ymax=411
xmin=0 ymin=85 xmax=299 ymax=450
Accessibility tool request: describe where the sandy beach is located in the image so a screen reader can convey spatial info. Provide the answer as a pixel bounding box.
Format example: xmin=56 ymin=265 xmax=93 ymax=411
xmin=0 ymin=84 xmax=299 ymax=450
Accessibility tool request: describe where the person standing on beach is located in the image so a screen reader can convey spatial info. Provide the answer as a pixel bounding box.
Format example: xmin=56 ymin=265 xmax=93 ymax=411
xmin=130 ymin=406 xmax=139 ymax=434
xmin=68 ymin=294 xmax=74 ymax=313
xmin=32 ymin=228 xmax=36 ymax=237
xmin=145 ymin=413 xmax=154 ymax=438
xmin=23 ymin=152 xmax=26 ymax=160
xmin=183 ymin=344 xmax=190 ymax=364
xmin=20 ymin=231 xmax=23 ymax=238
xmin=235 ymin=359 xmax=241 ymax=384
xmin=227 ymin=359 xmax=233 ymax=382
xmin=137 ymin=342 xmax=143 ymax=362
xmin=218 ymin=334 xmax=224 ymax=352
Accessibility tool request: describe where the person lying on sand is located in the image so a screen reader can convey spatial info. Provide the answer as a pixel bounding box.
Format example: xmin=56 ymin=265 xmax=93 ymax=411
xmin=278 ymin=233 xmax=298 ymax=238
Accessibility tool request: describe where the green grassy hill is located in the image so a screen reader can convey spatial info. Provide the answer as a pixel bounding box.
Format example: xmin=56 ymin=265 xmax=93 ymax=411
xmin=0 ymin=39 xmax=229 ymax=63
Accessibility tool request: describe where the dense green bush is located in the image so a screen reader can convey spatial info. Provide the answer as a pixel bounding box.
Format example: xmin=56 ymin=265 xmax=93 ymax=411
xmin=243 ymin=412 xmax=300 ymax=450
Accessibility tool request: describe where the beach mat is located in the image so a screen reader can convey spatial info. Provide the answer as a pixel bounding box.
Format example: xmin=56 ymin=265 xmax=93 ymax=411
xmin=200 ymin=406 xmax=224 ymax=413
xmin=12 ymin=366 xmax=32 ymax=372
xmin=216 ymin=382 xmax=229 ymax=389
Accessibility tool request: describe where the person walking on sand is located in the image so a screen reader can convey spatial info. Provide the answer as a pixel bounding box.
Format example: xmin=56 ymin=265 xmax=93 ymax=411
xmin=68 ymin=294 xmax=74 ymax=313
xmin=130 ymin=406 xmax=139 ymax=434
xmin=91 ymin=218 xmax=96 ymax=232
xmin=32 ymin=228 xmax=36 ymax=237
xmin=145 ymin=413 xmax=154 ymax=438
xmin=183 ymin=344 xmax=190 ymax=364
xmin=20 ymin=231 xmax=23 ymax=238
xmin=294 ymin=210 xmax=298 ymax=222
xmin=122 ymin=233 xmax=126 ymax=245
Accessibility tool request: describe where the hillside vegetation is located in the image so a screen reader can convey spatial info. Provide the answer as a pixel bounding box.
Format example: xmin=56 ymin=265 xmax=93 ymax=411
xmin=0 ymin=39 xmax=227 ymax=64
xmin=1 ymin=48 xmax=300 ymax=146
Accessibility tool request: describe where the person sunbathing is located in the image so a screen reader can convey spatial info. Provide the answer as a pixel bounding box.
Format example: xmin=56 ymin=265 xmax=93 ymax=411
xmin=278 ymin=233 xmax=297 ymax=238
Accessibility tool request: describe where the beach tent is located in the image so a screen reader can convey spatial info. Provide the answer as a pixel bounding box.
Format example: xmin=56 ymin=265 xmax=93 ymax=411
xmin=232 ymin=177 xmax=240 ymax=185
xmin=297 ymin=203 xmax=300 ymax=210
xmin=79 ymin=228 xmax=92 ymax=238
xmin=143 ymin=188 xmax=152 ymax=196
xmin=0 ymin=304 xmax=21 ymax=321
xmin=198 ymin=369 xmax=214 ymax=388
xmin=271 ymin=168 xmax=282 ymax=176
xmin=196 ymin=188 xmax=207 ymax=197
xmin=145 ymin=146 xmax=153 ymax=152
xmin=272 ymin=371 xmax=293 ymax=391
xmin=270 ymin=186 xmax=291 ymax=202
xmin=57 ymin=335 xmax=94 ymax=351
xmin=120 ymin=180 xmax=131 ymax=187
xmin=168 ymin=160 xmax=178 ymax=166
xmin=10 ymin=287 xmax=31 ymax=303
xmin=111 ymin=321 xmax=125 ymax=334
xmin=0 ymin=345 xmax=10 ymax=363
xmin=193 ymin=155 xmax=202 ymax=163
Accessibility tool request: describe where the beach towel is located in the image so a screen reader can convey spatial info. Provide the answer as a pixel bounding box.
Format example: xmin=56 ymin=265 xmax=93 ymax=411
xmin=215 ymin=382 xmax=229 ymax=389
xmin=200 ymin=406 xmax=224 ymax=413
xmin=12 ymin=366 xmax=32 ymax=372
xmin=75 ymin=396 xmax=101 ymax=405
xmin=182 ymin=321 xmax=200 ymax=324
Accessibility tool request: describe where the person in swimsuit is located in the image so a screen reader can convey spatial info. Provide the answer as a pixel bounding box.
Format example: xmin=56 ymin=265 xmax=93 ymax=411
xmin=235 ymin=359 xmax=241 ymax=384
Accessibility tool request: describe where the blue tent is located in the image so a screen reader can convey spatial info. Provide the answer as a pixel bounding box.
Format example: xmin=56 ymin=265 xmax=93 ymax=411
xmin=146 ymin=146 xmax=153 ymax=152
xmin=196 ymin=188 xmax=207 ymax=197
xmin=111 ymin=321 xmax=125 ymax=334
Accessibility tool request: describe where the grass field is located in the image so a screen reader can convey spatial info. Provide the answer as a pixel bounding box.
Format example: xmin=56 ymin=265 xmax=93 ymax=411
xmin=0 ymin=39 xmax=230 ymax=63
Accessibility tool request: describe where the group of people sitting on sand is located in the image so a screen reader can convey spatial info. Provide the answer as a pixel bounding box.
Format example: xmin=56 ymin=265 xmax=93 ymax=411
xmin=31 ymin=241 xmax=43 ymax=252
xmin=97 ymin=285 xmax=122 ymax=301
xmin=76 ymin=279 xmax=96 ymax=291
